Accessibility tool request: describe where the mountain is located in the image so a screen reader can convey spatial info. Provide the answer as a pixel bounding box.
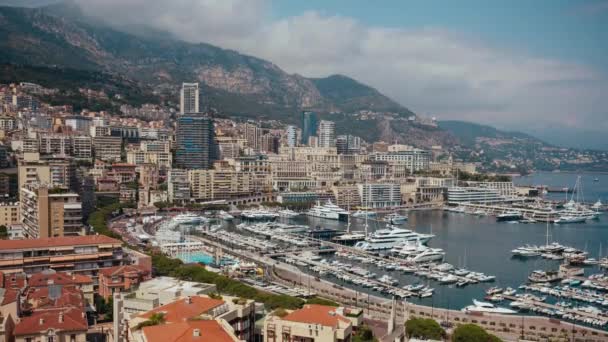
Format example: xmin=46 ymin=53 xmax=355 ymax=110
xmin=439 ymin=120 xmax=546 ymax=146
xmin=0 ymin=4 xmax=410 ymax=118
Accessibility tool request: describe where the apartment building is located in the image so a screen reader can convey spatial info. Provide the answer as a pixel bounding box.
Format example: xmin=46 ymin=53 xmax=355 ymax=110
xmin=358 ymin=183 xmax=401 ymax=208
xmin=264 ymin=304 xmax=360 ymax=342
xmin=98 ymin=265 xmax=151 ymax=300
xmin=120 ymin=276 xmax=217 ymax=315
xmin=93 ymin=136 xmax=122 ymax=162
xmin=20 ymin=183 xmax=84 ymax=238
xmin=371 ymin=148 xmax=431 ymax=172
xmin=167 ymin=169 xmax=190 ymax=203
xmin=128 ymin=294 xmax=254 ymax=342
xmin=0 ymin=202 xmax=19 ymax=227
xmin=18 ymin=153 xmax=74 ymax=191
xmin=0 ymin=235 xmax=138 ymax=283
xmin=188 ymin=169 xmax=257 ymax=201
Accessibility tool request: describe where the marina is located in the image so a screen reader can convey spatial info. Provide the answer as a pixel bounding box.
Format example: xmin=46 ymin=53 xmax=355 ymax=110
xmin=129 ymin=172 xmax=608 ymax=331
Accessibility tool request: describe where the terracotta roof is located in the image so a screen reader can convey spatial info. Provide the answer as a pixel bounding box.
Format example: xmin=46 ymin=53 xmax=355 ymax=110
xmin=0 ymin=235 xmax=121 ymax=250
xmin=14 ymin=307 xmax=88 ymax=336
xmin=283 ymin=304 xmax=350 ymax=328
xmin=27 ymin=286 xmax=85 ymax=310
xmin=28 ymin=271 xmax=93 ymax=288
xmin=1 ymin=288 xmax=19 ymax=306
xmin=139 ymin=296 xmax=225 ymax=323
xmin=142 ymin=320 xmax=237 ymax=342
xmin=1 ymin=271 xmax=27 ymax=289
xmin=99 ymin=264 xmax=149 ymax=277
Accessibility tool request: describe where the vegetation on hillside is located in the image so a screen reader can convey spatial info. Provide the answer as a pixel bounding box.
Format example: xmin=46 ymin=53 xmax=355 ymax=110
xmin=452 ymin=324 xmax=502 ymax=342
xmin=404 ymin=317 xmax=446 ymax=340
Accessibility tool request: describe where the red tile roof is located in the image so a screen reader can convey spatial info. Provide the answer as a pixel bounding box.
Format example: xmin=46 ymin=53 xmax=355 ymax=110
xmin=27 ymin=286 xmax=85 ymax=310
xmin=1 ymin=288 xmax=19 ymax=306
xmin=28 ymin=271 xmax=93 ymax=288
xmin=1 ymin=271 xmax=27 ymax=289
xmin=283 ymin=304 xmax=350 ymax=328
xmin=142 ymin=320 xmax=237 ymax=342
xmin=99 ymin=264 xmax=149 ymax=277
xmin=14 ymin=307 xmax=87 ymax=336
xmin=0 ymin=235 xmax=121 ymax=250
xmin=139 ymin=296 xmax=225 ymax=324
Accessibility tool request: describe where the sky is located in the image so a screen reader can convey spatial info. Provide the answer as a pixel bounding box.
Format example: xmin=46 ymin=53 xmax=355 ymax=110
xmin=28 ymin=1 xmax=608 ymax=148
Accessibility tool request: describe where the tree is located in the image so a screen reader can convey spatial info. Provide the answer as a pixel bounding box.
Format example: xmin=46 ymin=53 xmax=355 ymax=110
xmin=353 ymin=324 xmax=377 ymax=342
xmin=405 ymin=317 xmax=446 ymax=340
xmin=0 ymin=225 xmax=7 ymax=239
xmin=452 ymin=324 xmax=502 ymax=342
xmin=135 ymin=312 xmax=166 ymax=330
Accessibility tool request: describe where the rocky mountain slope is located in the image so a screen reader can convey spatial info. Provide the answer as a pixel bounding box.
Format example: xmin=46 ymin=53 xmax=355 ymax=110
xmin=0 ymin=5 xmax=409 ymax=117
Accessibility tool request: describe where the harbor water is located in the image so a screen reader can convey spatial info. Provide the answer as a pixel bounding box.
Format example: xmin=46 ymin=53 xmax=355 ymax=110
xmin=286 ymin=172 xmax=608 ymax=310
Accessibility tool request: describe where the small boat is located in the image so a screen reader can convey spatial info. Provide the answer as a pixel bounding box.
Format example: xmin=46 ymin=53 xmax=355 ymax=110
xmin=485 ymin=287 xmax=503 ymax=295
xmin=383 ymin=213 xmax=408 ymax=224
xmin=594 ymin=178 xmax=600 ymax=182
xmin=503 ymin=287 xmax=516 ymax=296
xmin=278 ymin=209 xmax=300 ymax=218
xmin=351 ymin=210 xmax=377 ymax=218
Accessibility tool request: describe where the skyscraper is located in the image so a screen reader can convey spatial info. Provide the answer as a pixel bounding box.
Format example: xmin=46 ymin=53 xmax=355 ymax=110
xmin=301 ymin=111 xmax=318 ymax=145
xmin=318 ymin=120 xmax=336 ymax=148
xmin=336 ymin=134 xmax=361 ymax=154
xmin=244 ymin=123 xmax=262 ymax=150
xmin=175 ymin=114 xmax=215 ymax=169
xmin=286 ymin=125 xmax=297 ymax=147
xmin=180 ymin=82 xmax=200 ymax=114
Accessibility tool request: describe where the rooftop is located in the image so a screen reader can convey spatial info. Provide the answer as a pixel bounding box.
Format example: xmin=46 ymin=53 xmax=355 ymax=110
xmin=139 ymin=296 xmax=225 ymax=323
xmin=282 ymin=304 xmax=350 ymax=328
xmin=28 ymin=270 xmax=93 ymax=288
xmin=142 ymin=320 xmax=238 ymax=342
xmin=0 ymin=235 xmax=121 ymax=250
xmin=14 ymin=307 xmax=87 ymax=336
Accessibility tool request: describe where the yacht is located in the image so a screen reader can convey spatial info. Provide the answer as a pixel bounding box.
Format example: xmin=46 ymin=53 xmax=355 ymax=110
xmin=352 ymin=210 xmax=377 ymax=218
xmin=462 ymin=300 xmax=517 ymax=314
xmin=390 ymin=239 xmax=430 ymax=258
xmin=406 ymin=249 xmax=445 ymax=263
xmin=173 ymin=213 xmax=205 ymax=224
xmin=241 ymin=209 xmax=279 ymax=220
xmin=496 ymin=211 xmax=522 ymax=222
xmin=511 ymin=245 xmax=541 ymax=257
xmin=307 ymin=201 xmax=349 ymax=221
xmin=554 ymin=215 xmax=587 ymax=224
xmin=332 ymin=232 xmax=367 ymax=245
xmin=383 ymin=213 xmax=408 ymax=224
xmin=278 ymin=209 xmax=300 ymax=218
xmin=354 ymin=228 xmax=434 ymax=251
xmin=218 ymin=211 xmax=234 ymax=221
xmin=528 ymin=270 xmax=561 ymax=283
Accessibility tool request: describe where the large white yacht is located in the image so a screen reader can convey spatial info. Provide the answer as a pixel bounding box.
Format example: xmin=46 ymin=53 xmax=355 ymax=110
xmin=307 ymin=201 xmax=350 ymax=220
xmin=354 ymin=227 xmax=434 ymax=251
xmin=172 ymin=213 xmax=205 ymax=224
xmin=462 ymin=300 xmax=517 ymax=314
xmin=406 ymin=248 xmax=446 ymax=263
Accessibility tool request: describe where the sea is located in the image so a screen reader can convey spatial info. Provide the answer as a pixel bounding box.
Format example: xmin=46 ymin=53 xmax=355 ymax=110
xmin=290 ymin=172 xmax=608 ymax=310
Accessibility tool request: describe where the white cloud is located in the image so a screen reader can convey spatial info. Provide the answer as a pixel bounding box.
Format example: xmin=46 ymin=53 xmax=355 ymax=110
xmin=74 ymin=0 xmax=608 ymax=133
